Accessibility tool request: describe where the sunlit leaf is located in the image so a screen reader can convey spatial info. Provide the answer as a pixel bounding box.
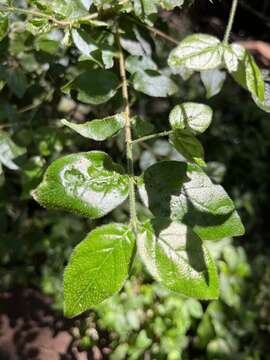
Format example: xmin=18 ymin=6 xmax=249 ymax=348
xmin=137 ymin=219 xmax=219 ymax=299
xmin=168 ymin=34 xmax=223 ymax=71
xmin=0 ymin=130 xmax=25 ymax=170
xmin=126 ymin=55 xmax=157 ymax=74
xmin=225 ymin=45 xmax=265 ymax=101
xmin=133 ymin=70 xmax=178 ymax=97
xmin=169 ymin=102 xmax=213 ymax=134
xmin=33 ymin=151 xmax=129 ymax=219
xmin=64 ymin=223 xmax=136 ymax=317
xmin=61 ymin=113 xmax=125 ymax=141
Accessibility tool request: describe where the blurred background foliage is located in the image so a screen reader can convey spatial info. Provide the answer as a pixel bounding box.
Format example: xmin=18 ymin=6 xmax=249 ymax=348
xmin=0 ymin=0 xmax=270 ymax=359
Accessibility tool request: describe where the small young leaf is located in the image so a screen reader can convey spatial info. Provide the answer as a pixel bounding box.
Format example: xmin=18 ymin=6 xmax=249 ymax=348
xmin=169 ymin=102 xmax=213 ymax=134
xmin=138 ymin=161 xmax=244 ymax=240
xmin=33 ymin=151 xmax=129 ymax=219
xmin=168 ymin=34 xmax=223 ymax=71
xmin=137 ymin=219 xmax=219 ymax=299
xmin=0 ymin=130 xmax=25 ymax=170
xmin=133 ymin=70 xmax=178 ymax=97
xmin=170 ymin=129 xmax=205 ymax=166
xmin=62 ymin=69 xmax=119 ymax=105
xmin=64 ymin=223 xmax=136 ymax=317
xmin=200 ymin=69 xmax=226 ymax=99
xmin=61 ymin=113 xmax=125 ymax=141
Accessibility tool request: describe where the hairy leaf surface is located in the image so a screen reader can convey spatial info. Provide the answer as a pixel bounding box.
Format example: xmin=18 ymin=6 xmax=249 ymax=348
xmin=138 ymin=161 xmax=244 ymax=240
xmin=137 ymin=219 xmax=219 ymax=299
xmin=64 ymin=223 xmax=136 ymax=317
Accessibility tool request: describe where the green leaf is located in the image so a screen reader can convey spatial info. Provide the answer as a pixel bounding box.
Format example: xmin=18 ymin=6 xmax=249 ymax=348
xmin=161 ymin=0 xmax=184 ymax=10
xmin=133 ymin=70 xmax=178 ymax=97
xmin=168 ymin=34 xmax=223 ymax=71
xmin=61 ymin=113 xmax=125 ymax=141
xmin=169 ymin=102 xmax=213 ymax=134
xmin=0 ymin=67 xmax=28 ymax=99
xmin=64 ymin=223 xmax=136 ymax=317
xmin=137 ymin=219 xmax=219 ymax=299
xmin=0 ymin=14 xmax=8 ymax=42
xmin=0 ymin=130 xmax=25 ymax=170
xmin=225 ymin=45 xmax=265 ymax=101
xmin=170 ymin=129 xmax=205 ymax=166
xmin=138 ymin=161 xmax=244 ymax=240
xmin=35 ymin=35 xmax=60 ymax=54
xmin=200 ymin=69 xmax=226 ymax=99
xmin=39 ymin=0 xmax=90 ymax=19
xmin=252 ymin=83 xmax=270 ymax=113
xmin=126 ymin=55 xmax=157 ymax=74
xmin=62 ymin=69 xmax=119 ymax=105
xmin=223 ymin=43 xmax=245 ymax=73
xmin=33 ymin=151 xmax=129 ymax=219
xmin=72 ymin=29 xmax=115 ymax=69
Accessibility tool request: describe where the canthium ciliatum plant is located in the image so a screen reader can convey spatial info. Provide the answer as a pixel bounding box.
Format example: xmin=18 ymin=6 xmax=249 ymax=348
xmin=2 ymin=0 xmax=269 ymax=318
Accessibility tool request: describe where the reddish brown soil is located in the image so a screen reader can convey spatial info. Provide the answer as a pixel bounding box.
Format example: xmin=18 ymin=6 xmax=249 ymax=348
xmin=0 ymin=288 xmax=88 ymax=360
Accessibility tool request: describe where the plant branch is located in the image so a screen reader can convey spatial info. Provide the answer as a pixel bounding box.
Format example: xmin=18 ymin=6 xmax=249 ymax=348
xmin=0 ymin=6 xmax=98 ymax=28
xmin=131 ymin=130 xmax=173 ymax=145
xmin=223 ymin=0 xmax=239 ymax=44
xmin=128 ymin=16 xmax=179 ymax=45
xmin=116 ymin=26 xmax=137 ymax=229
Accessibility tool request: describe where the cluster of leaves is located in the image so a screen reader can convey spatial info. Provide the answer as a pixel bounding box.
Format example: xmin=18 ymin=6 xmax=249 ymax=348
xmin=0 ymin=0 xmax=268 ymax=320
xmin=71 ymin=239 xmax=263 ymax=360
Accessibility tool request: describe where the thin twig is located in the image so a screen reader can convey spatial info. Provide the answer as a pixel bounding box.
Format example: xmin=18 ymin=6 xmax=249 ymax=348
xmin=131 ymin=130 xmax=173 ymax=145
xmin=116 ymin=26 xmax=137 ymax=229
xmin=0 ymin=6 xmax=98 ymax=28
xmin=223 ymin=0 xmax=239 ymax=44
xmin=128 ymin=15 xmax=179 ymax=45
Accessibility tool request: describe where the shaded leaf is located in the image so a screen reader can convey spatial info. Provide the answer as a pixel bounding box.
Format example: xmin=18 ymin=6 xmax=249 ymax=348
xmin=138 ymin=161 xmax=244 ymax=240
xmin=64 ymin=223 xmax=136 ymax=317
xmin=62 ymin=69 xmax=119 ymax=105
xmin=61 ymin=113 xmax=125 ymax=141
xmin=200 ymin=69 xmax=226 ymax=99
xmin=168 ymin=34 xmax=223 ymax=71
xmin=33 ymin=151 xmax=129 ymax=219
xmin=170 ymin=129 xmax=205 ymax=166
xmin=137 ymin=219 xmax=219 ymax=299
xmin=133 ymin=70 xmax=178 ymax=97
xmin=169 ymin=102 xmax=213 ymax=134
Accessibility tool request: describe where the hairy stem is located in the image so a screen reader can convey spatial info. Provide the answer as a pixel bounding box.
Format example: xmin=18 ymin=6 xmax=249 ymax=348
xmin=223 ymin=0 xmax=239 ymax=44
xmin=131 ymin=130 xmax=173 ymax=145
xmin=0 ymin=6 xmax=98 ymax=28
xmin=116 ymin=27 xmax=137 ymax=229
